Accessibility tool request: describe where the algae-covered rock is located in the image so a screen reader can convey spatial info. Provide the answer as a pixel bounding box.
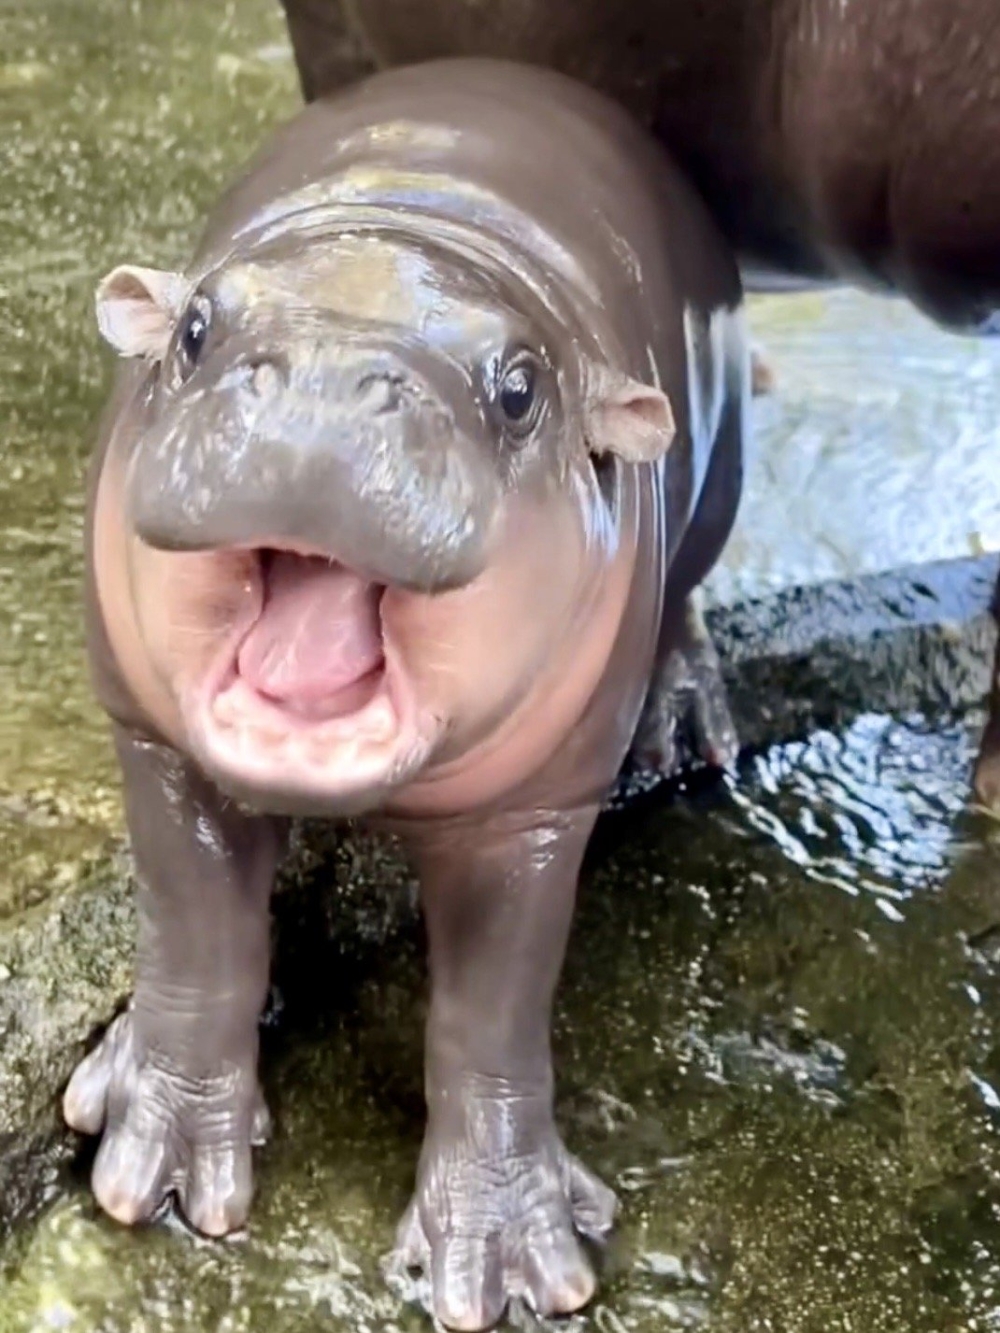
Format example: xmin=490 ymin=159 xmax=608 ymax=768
xmin=0 ymin=817 xmax=421 ymax=1246
xmin=0 ymin=855 xmax=134 ymax=1245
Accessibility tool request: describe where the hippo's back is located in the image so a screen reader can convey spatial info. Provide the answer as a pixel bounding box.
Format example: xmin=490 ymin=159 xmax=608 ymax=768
xmin=190 ymin=59 xmax=742 ymax=380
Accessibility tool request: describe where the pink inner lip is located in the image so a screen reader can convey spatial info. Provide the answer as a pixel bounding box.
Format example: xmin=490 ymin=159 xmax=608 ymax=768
xmin=233 ymin=549 xmax=387 ymax=721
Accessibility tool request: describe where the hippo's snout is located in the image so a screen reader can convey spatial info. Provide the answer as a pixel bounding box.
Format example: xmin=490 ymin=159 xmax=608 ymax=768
xmin=128 ymin=333 xmax=502 ymax=594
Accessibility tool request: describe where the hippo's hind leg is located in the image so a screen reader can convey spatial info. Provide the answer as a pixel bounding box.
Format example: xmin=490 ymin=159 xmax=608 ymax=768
xmin=392 ymin=810 xmax=616 ymax=1331
xmin=632 ymin=322 xmax=745 ymax=780
xmin=278 ymin=0 xmax=372 ymax=102
xmin=631 ymin=588 xmax=739 ymax=778
xmin=63 ymin=725 xmax=284 ymax=1236
xmin=974 ymin=588 xmax=1000 ymax=809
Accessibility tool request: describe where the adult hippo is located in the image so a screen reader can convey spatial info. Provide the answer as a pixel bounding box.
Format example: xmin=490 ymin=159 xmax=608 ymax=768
xmin=279 ymin=0 xmax=1000 ymax=801
xmin=285 ymin=0 xmax=1000 ymax=333
xmin=68 ymin=59 xmax=748 ymax=1329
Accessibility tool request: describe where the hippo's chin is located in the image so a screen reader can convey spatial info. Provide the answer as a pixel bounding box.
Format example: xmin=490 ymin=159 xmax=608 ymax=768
xmin=177 ymin=547 xmax=443 ymax=816
xmin=185 ymin=661 xmax=439 ymax=817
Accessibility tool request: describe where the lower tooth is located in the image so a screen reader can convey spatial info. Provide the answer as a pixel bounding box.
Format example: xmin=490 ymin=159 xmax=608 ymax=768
xmin=365 ymin=701 xmax=394 ymax=741
xmin=214 ymin=697 xmax=239 ymax=727
xmin=311 ymin=735 xmax=340 ymax=764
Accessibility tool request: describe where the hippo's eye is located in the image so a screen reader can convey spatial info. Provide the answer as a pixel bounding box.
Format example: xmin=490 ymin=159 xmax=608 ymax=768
xmin=495 ymin=353 xmax=545 ymax=439
xmin=178 ymin=296 xmax=212 ymax=367
xmin=499 ymin=364 xmax=535 ymax=420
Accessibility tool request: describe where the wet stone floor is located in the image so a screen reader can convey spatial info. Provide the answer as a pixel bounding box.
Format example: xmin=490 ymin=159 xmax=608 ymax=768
xmin=6 ymin=706 xmax=1000 ymax=1332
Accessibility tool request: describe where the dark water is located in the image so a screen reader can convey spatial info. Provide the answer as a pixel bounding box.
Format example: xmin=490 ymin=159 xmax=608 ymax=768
xmin=4 ymin=1 xmax=1000 ymax=1329
xmin=5 ymin=707 xmax=1000 ymax=1331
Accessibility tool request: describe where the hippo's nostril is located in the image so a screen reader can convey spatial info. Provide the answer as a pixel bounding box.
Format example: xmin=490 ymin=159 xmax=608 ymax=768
xmin=354 ymin=371 xmax=404 ymax=415
xmin=250 ymin=360 xmax=283 ymax=398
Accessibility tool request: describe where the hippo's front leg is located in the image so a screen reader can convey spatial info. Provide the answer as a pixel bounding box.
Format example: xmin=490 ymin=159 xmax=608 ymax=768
xmin=63 ymin=725 xmax=284 ymax=1236
xmin=395 ymin=809 xmax=616 ymax=1331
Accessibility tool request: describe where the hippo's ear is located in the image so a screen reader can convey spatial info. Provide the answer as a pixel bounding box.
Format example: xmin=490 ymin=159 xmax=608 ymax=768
xmin=585 ymin=368 xmax=676 ymax=464
xmin=95 ymin=265 xmax=187 ymax=360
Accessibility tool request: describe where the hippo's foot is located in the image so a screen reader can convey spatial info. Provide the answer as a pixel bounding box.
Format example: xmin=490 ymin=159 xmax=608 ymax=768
xmin=63 ymin=1008 xmax=269 ymax=1237
xmin=392 ymin=1108 xmax=616 ymax=1330
xmin=750 ymin=341 xmax=776 ymax=396
xmin=632 ymin=601 xmax=739 ymax=779
xmin=974 ymin=749 xmax=1000 ymax=810
xmin=973 ymin=688 xmax=1000 ymax=810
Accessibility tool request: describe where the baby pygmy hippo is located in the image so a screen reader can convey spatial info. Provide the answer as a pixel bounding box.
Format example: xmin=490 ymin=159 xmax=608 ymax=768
xmin=67 ymin=58 xmax=747 ymax=1330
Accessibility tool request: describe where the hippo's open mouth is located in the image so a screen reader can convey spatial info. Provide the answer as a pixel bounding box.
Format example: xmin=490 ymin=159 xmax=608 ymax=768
xmin=233 ymin=549 xmax=388 ymax=721
xmin=191 ymin=547 xmax=433 ymax=808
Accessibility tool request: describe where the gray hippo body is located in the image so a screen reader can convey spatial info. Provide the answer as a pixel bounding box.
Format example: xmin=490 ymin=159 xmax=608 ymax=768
xmin=70 ymin=59 xmax=748 ymax=1329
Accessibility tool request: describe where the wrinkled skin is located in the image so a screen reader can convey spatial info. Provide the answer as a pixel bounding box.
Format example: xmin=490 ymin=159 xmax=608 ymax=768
xmin=281 ymin=0 xmax=1000 ymax=799
xmin=70 ymin=61 xmax=748 ymax=1330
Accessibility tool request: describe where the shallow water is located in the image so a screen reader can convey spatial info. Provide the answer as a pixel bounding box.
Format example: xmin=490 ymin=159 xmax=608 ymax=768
xmin=5 ymin=707 xmax=1000 ymax=1331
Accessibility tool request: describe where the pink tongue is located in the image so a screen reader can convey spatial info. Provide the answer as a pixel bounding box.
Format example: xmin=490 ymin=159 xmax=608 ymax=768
xmin=238 ymin=553 xmax=383 ymax=703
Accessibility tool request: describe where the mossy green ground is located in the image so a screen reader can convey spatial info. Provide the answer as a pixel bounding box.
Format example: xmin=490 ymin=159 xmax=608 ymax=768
xmin=0 ymin=0 xmax=315 ymax=917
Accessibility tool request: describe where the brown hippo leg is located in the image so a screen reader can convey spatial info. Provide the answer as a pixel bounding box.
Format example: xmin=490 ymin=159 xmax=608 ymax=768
xmin=278 ymin=0 xmax=371 ymax=102
xmin=63 ymin=726 xmax=285 ymax=1236
xmin=394 ymin=809 xmax=616 ymax=1330
xmin=973 ymin=583 xmax=1000 ymax=809
xmin=632 ymin=347 xmax=744 ymax=779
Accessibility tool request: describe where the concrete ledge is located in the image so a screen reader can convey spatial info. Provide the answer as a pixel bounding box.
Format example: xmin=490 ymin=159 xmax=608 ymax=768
xmin=2 ymin=552 xmax=996 ymax=1239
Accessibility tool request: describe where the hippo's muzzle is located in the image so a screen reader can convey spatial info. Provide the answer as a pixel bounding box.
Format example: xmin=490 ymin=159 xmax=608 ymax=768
xmin=128 ymin=327 xmax=502 ymax=594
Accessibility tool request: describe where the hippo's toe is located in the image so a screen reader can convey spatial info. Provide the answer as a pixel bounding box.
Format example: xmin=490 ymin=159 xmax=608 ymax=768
xmin=64 ymin=1008 xmax=269 ymax=1236
xmin=750 ymin=341 xmax=777 ymax=397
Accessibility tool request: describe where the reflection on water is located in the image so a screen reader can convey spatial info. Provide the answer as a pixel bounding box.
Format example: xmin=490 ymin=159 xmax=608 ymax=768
xmin=733 ymin=711 xmax=973 ymax=913
xmin=5 ymin=708 xmax=1000 ymax=1330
